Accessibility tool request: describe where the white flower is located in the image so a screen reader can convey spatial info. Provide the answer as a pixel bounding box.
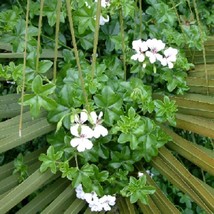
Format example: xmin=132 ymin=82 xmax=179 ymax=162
xmin=75 ymin=184 xmax=116 ymax=212
xmin=88 ymin=193 xmax=103 ymax=212
xmin=95 ymin=0 xmax=110 ymax=8
xmin=75 ymin=184 xmax=85 ymax=200
xmin=90 ymin=111 xmax=108 ymax=138
xmin=99 ymin=195 xmax=116 ymax=211
xmin=75 ymin=185 xmax=116 ymax=212
xmin=138 ymin=172 xmax=144 ymax=177
xmin=131 ymin=39 xmax=148 ymax=62
xmin=83 ymin=192 xmax=94 ymax=203
xmin=85 ymin=2 xmax=91 ymax=8
xmin=74 ymin=110 xmax=88 ymax=124
xmin=145 ymin=39 xmax=165 ymax=63
xmin=146 ymin=170 xmax=154 ymax=178
xmin=160 ymin=47 xmax=178 ymax=69
xmin=70 ymin=125 xmax=94 ymax=152
xmin=99 ymin=15 xmax=109 ymax=25
xmin=89 ymin=201 xmax=103 ymax=212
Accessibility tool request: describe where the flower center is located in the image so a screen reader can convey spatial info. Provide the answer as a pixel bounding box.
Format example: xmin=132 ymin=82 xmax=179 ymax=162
xmin=80 ymin=134 xmax=86 ymax=138
xmin=152 ymin=48 xmax=157 ymax=53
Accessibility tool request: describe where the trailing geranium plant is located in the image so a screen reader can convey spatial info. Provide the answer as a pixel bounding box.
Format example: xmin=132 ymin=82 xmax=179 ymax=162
xmin=0 ymin=0 xmax=195 ymax=212
xmin=38 ymin=34 xmax=180 ymax=210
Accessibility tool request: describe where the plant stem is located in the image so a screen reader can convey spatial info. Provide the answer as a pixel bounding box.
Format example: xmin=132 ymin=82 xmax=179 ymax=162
xmin=91 ymin=0 xmax=101 ymax=80
xmin=36 ymin=0 xmax=44 ymax=73
xmin=19 ymin=0 xmax=30 ymax=137
xmin=139 ymin=0 xmax=142 ymax=38
xmin=193 ymin=0 xmax=209 ymax=95
xmin=53 ymin=0 xmax=62 ymax=82
xmin=119 ymin=5 xmax=127 ymax=80
xmin=65 ymin=0 xmax=90 ymax=111
xmin=75 ymin=154 xmax=79 ymax=169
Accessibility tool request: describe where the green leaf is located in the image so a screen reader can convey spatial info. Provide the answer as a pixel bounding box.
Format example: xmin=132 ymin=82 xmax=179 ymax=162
xmin=121 ymin=176 xmax=156 ymax=204
xmin=72 ymin=164 xmax=94 ymax=192
xmin=118 ymin=133 xmax=131 ymax=144
xmin=38 ymin=60 xmax=53 ymax=73
xmin=74 ymin=7 xmax=95 ymax=34
xmin=39 ymin=146 xmax=63 ymax=173
xmin=32 ymin=75 xmax=42 ymax=94
xmin=94 ymin=86 xmax=123 ymax=125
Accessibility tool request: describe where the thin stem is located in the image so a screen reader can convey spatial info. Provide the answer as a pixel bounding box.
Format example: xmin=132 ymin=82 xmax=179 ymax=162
xmin=53 ymin=0 xmax=62 ymax=82
xmin=75 ymin=154 xmax=79 ymax=169
xmin=170 ymin=0 xmax=185 ymax=38
xmin=170 ymin=0 xmax=194 ymax=63
xmin=201 ymin=169 xmax=206 ymax=183
xmin=193 ymin=0 xmax=209 ymax=95
xmin=35 ymin=0 xmax=44 ymax=73
xmin=119 ymin=6 xmax=127 ymax=80
xmin=16 ymin=0 xmax=25 ymax=16
xmin=66 ymin=0 xmax=89 ymax=111
xmin=19 ymin=0 xmax=30 ymax=137
xmin=139 ymin=0 xmax=142 ymax=38
xmin=186 ymin=0 xmax=194 ymax=18
xmin=91 ymin=0 xmax=101 ymax=79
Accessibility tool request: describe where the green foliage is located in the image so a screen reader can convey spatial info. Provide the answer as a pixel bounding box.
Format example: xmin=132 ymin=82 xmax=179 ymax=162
xmin=94 ymin=86 xmax=123 ymax=125
xmin=39 ymin=146 xmax=63 ymax=173
xmin=0 ymin=0 xmax=213 ymax=212
xmin=121 ymin=175 xmax=156 ymax=204
xmin=13 ymin=153 xmax=28 ymax=182
xmin=23 ymin=75 xmax=57 ymax=117
xmin=154 ymin=96 xmax=177 ymax=126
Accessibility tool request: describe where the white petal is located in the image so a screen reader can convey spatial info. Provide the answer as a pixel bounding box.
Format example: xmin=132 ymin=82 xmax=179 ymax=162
xmin=160 ymin=58 xmax=167 ymax=66
xmin=164 ymin=47 xmax=178 ymax=57
xmin=83 ymin=138 xmax=93 ymax=150
xmin=70 ymin=124 xmax=80 ymax=137
xmin=84 ymin=193 xmax=93 ymax=203
xmin=81 ymin=125 xmax=94 ymax=138
xmin=93 ymin=125 xmax=108 ymax=138
xmin=138 ymin=172 xmax=144 ymax=177
xmin=168 ymin=62 xmax=174 ymax=69
xmin=139 ymin=41 xmax=148 ymax=52
xmin=156 ymin=53 xmax=163 ymax=62
xmin=90 ymin=111 xmax=97 ymax=124
xmin=145 ymin=39 xmax=153 ymax=49
xmin=102 ymin=204 xmax=111 ymax=211
xmin=85 ymin=2 xmax=90 ymax=8
xmin=76 ymin=138 xmax=92 ymax=152
xmin=70 ymin=138 xmax=81 ymax=147
xmin=156 ymin=40 xmax=165 ymax=51
xmin=75 ymin=185 xmax=85 ymax=200
xmin=99 ymin=15 xmax=109 ymax=25
xmin=168 ymin=55 xmax=177 ymax=62
xmin=138 ymin=54 xmax=145 ymax=62
xmin=98 ymin=111 xmax=103 ymax=120
xmin=75 ymin=184 xmax=83 ymax=192
xmin=80 ymin=110 xmax=88 ymax=123
xmin=146 ymin=51 xmax=156 ymax=63
xmin=145 ymin=51 xmax=152 ymax=58
xmin=131 ymin=54 xmax=139 ymax=61
xmin=74 ymin=114 xmax=79 ymax=123
xmin=76 ymin=191 xmax=85 ymax=200
xmin=95 ymin=0 xmax=110 ymax=8
xmin=132 ymin=39 xmax=142 ymax=51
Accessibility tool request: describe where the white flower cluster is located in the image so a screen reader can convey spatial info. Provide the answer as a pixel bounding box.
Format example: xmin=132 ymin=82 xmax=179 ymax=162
xmin=70 ymin=110 xmax=108 ymax=152
xmin=94 ymin=0 xmax=110 ymax=25
xmin=131 ymin=38 xmax=178 ymax=69
xmin=75 ymin=184 xmax=116 ymax=212
xmin=138 ymin=170 xmax=154 ymax=178
xmin=95 ymin=0 xmax=110 ymax=8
